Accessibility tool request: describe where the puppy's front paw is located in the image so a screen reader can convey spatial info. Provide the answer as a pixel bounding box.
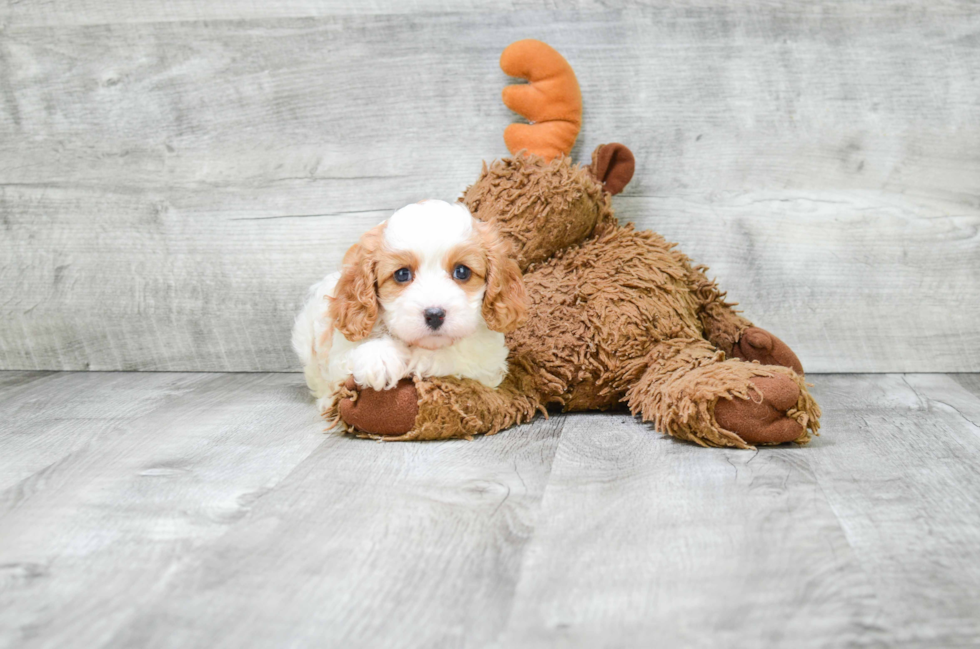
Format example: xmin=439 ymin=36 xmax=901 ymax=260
xmin=350 ymin=341 xmax=408 ymax=391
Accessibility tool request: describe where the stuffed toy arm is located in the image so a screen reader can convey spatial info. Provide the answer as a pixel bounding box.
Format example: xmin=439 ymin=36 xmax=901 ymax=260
xmin=337 ymin=357 xmax=546 ymax=441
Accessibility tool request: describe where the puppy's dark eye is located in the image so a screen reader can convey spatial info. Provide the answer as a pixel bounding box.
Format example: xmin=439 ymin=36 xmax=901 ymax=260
xmin=453 ymin=264 xmax=472 ymax=281
xmin=394 ymin=268 xmax=413 ymax=283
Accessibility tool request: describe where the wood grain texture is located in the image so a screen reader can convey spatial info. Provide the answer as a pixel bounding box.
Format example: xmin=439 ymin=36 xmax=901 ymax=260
xmin=495 ymin=375 xmax=980 ymax=647
xmin=2 ymin=0 xmax=975 ymax=26
xmin=1 ymin=4 xmax=978 ymax=372
xmin=0 ymin=371 xmax=565 ymax=648
xmin=496 ymin=411 xmax=885 ymax=648
xmin=0 ymin=372 xmax=325 ymax=648
xmin=803 ymin=374 xmax=980 ymax=646
xmin=109 ymin=417 xmax=566 ymax=649
xmin=0 ymin=372 xmax=214 ymax=492
xmin=2 ymin=371 xmax=980 ymax=647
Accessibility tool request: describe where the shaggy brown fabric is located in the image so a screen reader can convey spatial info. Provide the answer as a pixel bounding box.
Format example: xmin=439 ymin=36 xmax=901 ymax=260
xmin=389 ymin=357 xmax=546 ymax=441
xmin=625 ymin=342 xmax=817 ymax=449
xmin=462 ymin=154 xmax=615 ymax=270
xmin=511 ymin=224 xmax=709 ymax=409
xmin=337 ymin=147 xmax=821 ymax=448
xmin=687 ymin=264 xmax=753 ymax=355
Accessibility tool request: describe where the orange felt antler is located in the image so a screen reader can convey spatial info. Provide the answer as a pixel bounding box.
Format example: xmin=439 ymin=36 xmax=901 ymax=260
xmin=500 ymin=39 xmax=582 ymax=162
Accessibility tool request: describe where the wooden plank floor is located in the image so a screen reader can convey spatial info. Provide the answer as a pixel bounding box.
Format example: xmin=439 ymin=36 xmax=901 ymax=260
xmin=2 ymin=372 xmax=980 ymax=647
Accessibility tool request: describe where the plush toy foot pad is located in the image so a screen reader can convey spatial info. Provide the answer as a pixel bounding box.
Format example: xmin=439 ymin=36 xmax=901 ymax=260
xmin=714 ymin=375 xmax=805 ymax=445
xmin=338 ymin=377 xmax=418 ymax=437
xmin=731 ymin=327 xmax=804 ymax=375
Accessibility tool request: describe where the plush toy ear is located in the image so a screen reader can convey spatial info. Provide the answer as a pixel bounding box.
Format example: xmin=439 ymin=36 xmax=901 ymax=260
xmin=588 ymin=143 xmax=635 ymax=195
xmin=329 ymin=225 xmax=383 ymax=341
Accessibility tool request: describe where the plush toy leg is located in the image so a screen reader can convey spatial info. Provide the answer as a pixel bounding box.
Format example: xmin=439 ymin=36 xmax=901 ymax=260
xmin=624 ymin=338 xmax=820 ymax=449
xmin=688 ymin=269 xmax=806 ymax=375
xmin=333 ymin=362 xmax=547 ymax=441
xmin=728 ymin=327 xmax=805 ymax=375
xmin=687 ymin=265 xmax=752 ymax=352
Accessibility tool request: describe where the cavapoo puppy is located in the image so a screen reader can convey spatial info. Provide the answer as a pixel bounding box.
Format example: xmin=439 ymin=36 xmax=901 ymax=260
xmin=293 ymin=200 xmax=527 ymax=413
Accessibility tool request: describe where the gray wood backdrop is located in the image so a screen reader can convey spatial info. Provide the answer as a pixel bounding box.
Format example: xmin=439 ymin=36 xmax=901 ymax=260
xmin=1 ymin=1 xmax=978 ymax=373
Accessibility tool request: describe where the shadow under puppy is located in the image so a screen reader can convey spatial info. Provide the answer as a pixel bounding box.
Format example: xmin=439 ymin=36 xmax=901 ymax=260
xmin=293 ymin=199 xmax=527 ymax=415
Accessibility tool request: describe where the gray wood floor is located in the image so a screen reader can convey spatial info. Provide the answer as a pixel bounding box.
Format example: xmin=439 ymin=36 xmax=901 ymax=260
xmin=2 ymin=371 xmax=979 ymax=648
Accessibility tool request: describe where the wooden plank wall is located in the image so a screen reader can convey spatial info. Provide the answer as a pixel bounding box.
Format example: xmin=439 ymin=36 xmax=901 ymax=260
xmin=1 ymin=1 xmax=978 ymax=372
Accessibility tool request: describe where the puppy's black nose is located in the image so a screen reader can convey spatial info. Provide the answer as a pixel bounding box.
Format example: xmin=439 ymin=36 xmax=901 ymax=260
xmin=423 ymin=307 xmax=446 ymax=330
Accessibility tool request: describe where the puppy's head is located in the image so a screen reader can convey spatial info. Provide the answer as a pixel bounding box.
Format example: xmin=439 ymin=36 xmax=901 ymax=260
xmin=330 ymin=200 xmax=527 ymax=349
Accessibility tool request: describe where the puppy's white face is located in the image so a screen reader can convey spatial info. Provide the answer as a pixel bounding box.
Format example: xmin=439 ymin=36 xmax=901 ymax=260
xmin=329 ymin=200 xmax=527 ymax=349
xmin=379 ymin=201 xmax=488 ymax=350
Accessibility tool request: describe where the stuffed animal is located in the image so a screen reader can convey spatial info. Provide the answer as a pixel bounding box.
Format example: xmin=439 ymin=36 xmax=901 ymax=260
xmin=329 ymin=39 xmax=820 ymax=449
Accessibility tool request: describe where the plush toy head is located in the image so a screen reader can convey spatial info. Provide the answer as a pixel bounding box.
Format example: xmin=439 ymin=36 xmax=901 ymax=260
xmin=462 ymin=155 xmax=613 ymax=270
xmin=463 ymin=40 xmax=636 ymax=269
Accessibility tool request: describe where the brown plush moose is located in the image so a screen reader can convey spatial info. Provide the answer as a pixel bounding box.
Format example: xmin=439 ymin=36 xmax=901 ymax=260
xmin=331 ymin=40 xmax=820 ymax=449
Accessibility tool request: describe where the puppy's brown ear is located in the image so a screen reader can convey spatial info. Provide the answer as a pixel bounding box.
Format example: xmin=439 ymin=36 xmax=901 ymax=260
xmin=587 ymin=143 xmax=634 ymax=195
xmin=329 ymin=224 xmax=383 ymax=341
xmin=479 ymin=222 xmax=528 ymax=333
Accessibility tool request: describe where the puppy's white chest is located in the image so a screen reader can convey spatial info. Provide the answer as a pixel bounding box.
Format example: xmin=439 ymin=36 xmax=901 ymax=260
xmin=405 ymin=328 xmax=508 ymax=387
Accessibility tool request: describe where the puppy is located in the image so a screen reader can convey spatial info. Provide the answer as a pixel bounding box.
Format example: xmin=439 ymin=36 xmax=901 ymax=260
xmin=292 ymin=200 xmax=527 ymax=414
